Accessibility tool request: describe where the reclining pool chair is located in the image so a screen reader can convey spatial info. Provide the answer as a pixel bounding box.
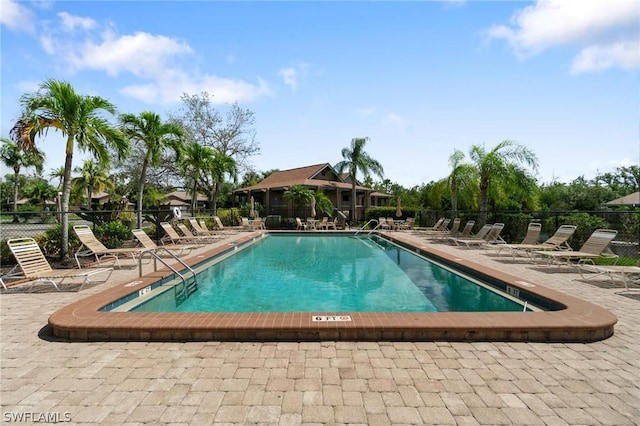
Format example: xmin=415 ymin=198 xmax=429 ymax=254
xmin=1 ymin=238 xmax=112 ymax=291
xmin=506 ymin=224 xmax=577 ymax=260
xmin=73 ymin=225 xmax=144 ymax=269
xmin=534 ymin=229 xmax=618 ymax=266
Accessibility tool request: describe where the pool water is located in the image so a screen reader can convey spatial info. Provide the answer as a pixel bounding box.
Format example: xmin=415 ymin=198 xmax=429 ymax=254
xmin=132 ymin=234 xmax=525 ymax=313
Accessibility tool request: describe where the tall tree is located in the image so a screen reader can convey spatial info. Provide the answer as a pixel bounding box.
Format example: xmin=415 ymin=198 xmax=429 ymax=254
xmin=72 ymin=160 xmax=114 ymax=208
xmin=169 ymin=92 xmax=259 ymax=173
xmin=334 ymin=137 xmax=384 ymax=223
xmin=203 ymin=151 xmax=237 ymax=214
xmin=49 ymin=166 xmax=65 ymax=190
xmin=119 ymin=111 xmax=184 ymax=227
xmin=180 ymin=142 xmax=217 ymax=213
xmin=10 ymin=79 xmax=128 ymax=261
xmin=0 ymin=138 xmax=45 ymax=221
xmin=445 ymin=149 xmax=478 ymax=215
xmin=468 ymin=140 xmax=538 ymax=225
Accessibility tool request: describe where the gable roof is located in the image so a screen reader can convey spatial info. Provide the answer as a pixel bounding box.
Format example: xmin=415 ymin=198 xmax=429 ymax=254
xmin=235 ymin=163 xmax=372 ymax=192
xmin=605 ymin=191 xmax=640 ymax=207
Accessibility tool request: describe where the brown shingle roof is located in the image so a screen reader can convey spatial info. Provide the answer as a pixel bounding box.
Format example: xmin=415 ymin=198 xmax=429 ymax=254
xmin=236 ymin=163 xmax=372 ymax=192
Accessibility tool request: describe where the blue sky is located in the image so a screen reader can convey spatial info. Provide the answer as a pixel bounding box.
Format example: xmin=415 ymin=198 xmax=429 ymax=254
xmin=1 ymin=0 xmax=638 ymax=188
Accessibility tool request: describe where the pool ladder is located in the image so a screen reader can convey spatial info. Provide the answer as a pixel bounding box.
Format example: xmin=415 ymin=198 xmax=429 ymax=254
xmin=353 ymin=219 xmax=379 ymax=238
xmin=138 ymin=248 xmax=198 ymax=305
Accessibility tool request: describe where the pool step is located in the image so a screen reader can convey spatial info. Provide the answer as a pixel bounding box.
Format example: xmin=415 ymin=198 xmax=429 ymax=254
xmin=175 ymin=277 xmax=198 ymax=306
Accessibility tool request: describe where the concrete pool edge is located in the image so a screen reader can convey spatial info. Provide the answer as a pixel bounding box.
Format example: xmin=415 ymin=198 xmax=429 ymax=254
xmin=48 ymin=231 xmax=618 ymax=343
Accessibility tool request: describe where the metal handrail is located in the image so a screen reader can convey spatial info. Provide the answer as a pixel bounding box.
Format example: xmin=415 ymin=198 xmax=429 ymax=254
xmin=353 ymin=219 xmax=379 ymax=237
xmin=137 ymin=248 xmax=197 ymax=297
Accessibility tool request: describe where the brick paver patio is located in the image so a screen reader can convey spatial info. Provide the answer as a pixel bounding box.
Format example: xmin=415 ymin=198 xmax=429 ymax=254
xmin=1 ymin=232 xmax=639 ymax=425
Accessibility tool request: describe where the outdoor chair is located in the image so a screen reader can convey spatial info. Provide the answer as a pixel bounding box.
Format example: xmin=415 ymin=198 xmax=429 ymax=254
xmin=534 ymin=229 xmax=619 ymax=266
xmin=454 ymin=223 xmax=505 ymax=249
xmin=73 ymin=225 xmax=144 ymax=269
xmin=159 ymin=221 xmax=204 ymax=245
xmin=1 ymin=238 xmax=113 ymax=291
xmin=131 ymin=229 xmax=198 ymax=257
xmin=176 ymin=223 xmax=221 ymax=242
xmin=188 ymin=217 xmax=218 ymax=236
xmin=494 ymin=222 xmax=542 ymax=256
xmin=506 ymin=224 xmax=578 ymax=259
xmin=578 ymin=260 xmax=640 ymax=291
xmin=296 ymin=217 xmax=308 ymax=230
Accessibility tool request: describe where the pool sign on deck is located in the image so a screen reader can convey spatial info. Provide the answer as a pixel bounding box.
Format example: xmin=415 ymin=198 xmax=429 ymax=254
xmin=312 ymin=315 xmax=352 ymax=322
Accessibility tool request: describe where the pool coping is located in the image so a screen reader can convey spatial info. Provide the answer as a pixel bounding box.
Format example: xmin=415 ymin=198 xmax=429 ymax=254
xmin=48 ymin=231 xmax=618 ymax=342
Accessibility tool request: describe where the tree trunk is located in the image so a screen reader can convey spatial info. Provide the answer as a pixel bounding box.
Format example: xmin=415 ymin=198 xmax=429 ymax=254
xmin=479 ymin=179 xmax=488 ymax=226
xmin=60 ymin=150 xmax=74 ymax=262
xmin=351 ymin=180 xmax=357 ymax=225
xmin=137 ymin=160 xmax=149 ymax=229
xmin=12 ymin=168 xmax=19 ymax=223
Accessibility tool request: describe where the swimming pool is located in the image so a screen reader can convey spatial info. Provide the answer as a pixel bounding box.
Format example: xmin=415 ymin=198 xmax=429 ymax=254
xmin=48 ymin=230 xmax=618 ymax=342
xmin=130 ymin=234 xmax=528 ymax=313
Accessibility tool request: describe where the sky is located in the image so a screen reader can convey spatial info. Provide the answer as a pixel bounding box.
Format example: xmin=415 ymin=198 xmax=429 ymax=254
xmin=1 ymin=0 xmax=639 ymax=189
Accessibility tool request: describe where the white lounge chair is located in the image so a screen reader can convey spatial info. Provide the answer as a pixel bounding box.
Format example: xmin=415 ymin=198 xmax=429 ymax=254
xmin=534 ymin=229 xmax=618 ymax=266
xmin=73 ymin=225 xmax=144 ymax=269
xmin=1 ymin=238 xmax=112 ymax=291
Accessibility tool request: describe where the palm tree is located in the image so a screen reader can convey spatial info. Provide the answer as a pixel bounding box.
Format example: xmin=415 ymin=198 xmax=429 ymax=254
xmin=0 ymin=138 xmax=45 ymax=221
xmin=49 ymin=166 xmax=65 ymax=190
xmin=468 ymin=140 xmax=538 ymax=225
xmin=72 ymin=160 xmax=114 ymax=208
xmin=283 ymin=185 xmax=314 ymax=218
xmin=334 ymin=137 xmax=384 ymax=224
xmin=445 ymin=149 xmax=478 ymax=216
xmin=180 ymin=142 xmax=217 ymax=214
xmin=119 ymin=111 xmax=184 ymax=227
xmin=10 ymin=79 xmax=128 ymax=261
xmin=23 ymin=177 xmax=57 ymax=210
xmin=206 ymin=151 xmax=237 ymax=214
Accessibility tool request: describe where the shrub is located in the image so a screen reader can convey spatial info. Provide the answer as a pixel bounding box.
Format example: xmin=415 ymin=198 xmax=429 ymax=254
xmin=35 ymin=225 xmax=82 ymax=257
xmin=94 ymin=221 xmax=131 ymax=248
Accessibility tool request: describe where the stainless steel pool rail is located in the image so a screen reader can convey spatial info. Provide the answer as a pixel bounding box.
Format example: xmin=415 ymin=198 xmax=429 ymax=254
xmin=353 ymin=219 xmax=379 ymax=238
xmin=137 ymin=248 xmax=198 ymax=304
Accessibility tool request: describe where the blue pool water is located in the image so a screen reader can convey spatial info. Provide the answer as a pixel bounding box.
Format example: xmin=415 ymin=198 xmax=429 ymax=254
xmin=131 ymin=235 xmax=525 ymax=313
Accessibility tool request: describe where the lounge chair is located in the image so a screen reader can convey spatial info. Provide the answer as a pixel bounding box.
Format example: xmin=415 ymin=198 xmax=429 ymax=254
xmin=495 ymin=222 xmax=542 ymax=256
xmin=419 ymin=218 xmax=451 ymax=236
xmin=454 ymin=223 xmax=505 ymax=249
xmin=429 ymin=218 xmax=461 ymax=240
xmin=1 ymin=238 xmax=112 ymax=291
xmin=444 ymin=220 xmax=475 ymax=244
xmin=188 ymin=217 xmax=218 ymax=237
xmin=73 ymin=225 xmax=144 ymax=269
xmin=534 ymin=229 xmax=619 ymax=266
xmin=131 ymin=229 xmax=199 ymax=257
xmin=176 ymin=223 xmax=221 ymax=242
xmin=415 ymin=217 xmax=445 ymax=233
xmin=507 ymin=224 xmax=577 ymax=259
xmin=210 ymin=216 xmax=239 ymax=234
xmin=160 ymin=221 xmax=202 ymax=245
xmin=578 ymin=260 xmax=640 ymax=290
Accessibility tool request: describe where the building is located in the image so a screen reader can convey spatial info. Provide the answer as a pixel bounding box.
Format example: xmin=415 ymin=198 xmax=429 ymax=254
xmin=234 ymin=163 xmax=391 ymax=221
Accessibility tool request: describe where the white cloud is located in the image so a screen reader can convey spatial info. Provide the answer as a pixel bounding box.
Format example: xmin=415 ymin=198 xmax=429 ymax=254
xmin=486 ymin=0 xmax=640 ymax=72
xmin=571 ymin=40 xmax=640 ymax=74
xmin=121 ymin=71 xmax=272 ymax=105
xmin=57 ymin=11 xmax=96 ymax=32
xmin=278 ymin=62 xmax=310 ymax=90
xmin=0 ymin=0 xmax=35 ymax=32
xmin=69 ymin=31 xmax=194 ymax=78
xmin=279 ymin=67 xmax=298 ymax=90
xmin=34 ymin=13 xmax=271 ymax=105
